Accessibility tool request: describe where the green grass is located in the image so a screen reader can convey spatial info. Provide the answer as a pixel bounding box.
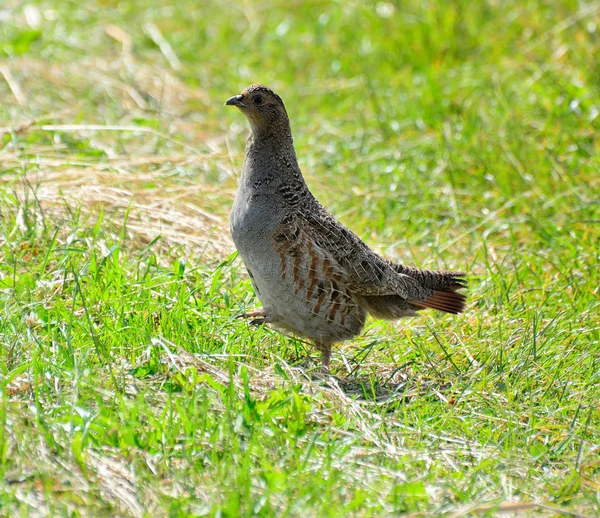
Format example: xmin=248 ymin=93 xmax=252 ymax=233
xmin=1 ymin=0 xmax=599 ymax=515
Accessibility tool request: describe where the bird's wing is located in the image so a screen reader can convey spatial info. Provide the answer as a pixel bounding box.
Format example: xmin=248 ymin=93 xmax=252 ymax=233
xmin=294 ymin=206 xmax=432 ymax=301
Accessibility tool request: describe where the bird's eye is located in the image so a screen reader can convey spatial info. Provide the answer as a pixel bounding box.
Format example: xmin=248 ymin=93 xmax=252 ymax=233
xmin=252 ymin=95 xmax=264 ymax=105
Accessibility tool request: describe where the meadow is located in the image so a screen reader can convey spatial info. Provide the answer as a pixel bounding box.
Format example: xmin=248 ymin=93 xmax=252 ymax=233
xmin=0 ymin=0 xmax=599 ymax=515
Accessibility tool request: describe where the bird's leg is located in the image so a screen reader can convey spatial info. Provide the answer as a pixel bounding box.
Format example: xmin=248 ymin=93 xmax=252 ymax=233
xmin=314 ymin=341 xmax=332 ymax=372
xmin=236 ymin=310 xmax=270 ymax=326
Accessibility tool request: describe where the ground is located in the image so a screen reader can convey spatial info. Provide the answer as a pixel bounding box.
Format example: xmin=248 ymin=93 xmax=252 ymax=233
xmin=0 ymin=0 xmax=599 ymax=516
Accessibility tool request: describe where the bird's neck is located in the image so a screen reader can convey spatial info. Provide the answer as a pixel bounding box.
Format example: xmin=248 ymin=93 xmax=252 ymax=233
xmin=242 ymin=130 xmax=301 ymax=182
xmin=239 ymin=130 xmax=312 ymax=208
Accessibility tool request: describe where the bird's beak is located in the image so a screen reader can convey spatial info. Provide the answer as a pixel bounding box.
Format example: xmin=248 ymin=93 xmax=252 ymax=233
xmin=225 ymin=94 xmax=245 ymax=108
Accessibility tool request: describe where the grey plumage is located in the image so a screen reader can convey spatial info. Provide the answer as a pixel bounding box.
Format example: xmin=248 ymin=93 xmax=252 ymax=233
xmin=226 ymin=84 xmax=467 ymax=369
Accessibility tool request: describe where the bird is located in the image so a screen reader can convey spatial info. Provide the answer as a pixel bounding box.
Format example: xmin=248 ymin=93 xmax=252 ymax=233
xmin=225 ymin=84 xmax=467 ymax=370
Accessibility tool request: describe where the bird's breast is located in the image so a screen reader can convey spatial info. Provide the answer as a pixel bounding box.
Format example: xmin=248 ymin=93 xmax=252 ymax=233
xmin=230 ymin=183 xmax=282 ymax=266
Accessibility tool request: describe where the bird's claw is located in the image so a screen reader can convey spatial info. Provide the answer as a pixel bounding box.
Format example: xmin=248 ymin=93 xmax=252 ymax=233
xmin=236 ymin=310 xmax=269 ymax=326
xmin=249 ymin=317 xmax=267 ymax=326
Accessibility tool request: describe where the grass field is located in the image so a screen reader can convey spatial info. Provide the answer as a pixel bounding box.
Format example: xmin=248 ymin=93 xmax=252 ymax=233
xmin=1 ymin=0 xmax=599 ymax=516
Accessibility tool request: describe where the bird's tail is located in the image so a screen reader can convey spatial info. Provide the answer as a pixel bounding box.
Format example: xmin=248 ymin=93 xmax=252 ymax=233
xmin=394 ymin=264 xmax=468 ymax=315
xmin=394 ymin=264 xmax=467 ymax=291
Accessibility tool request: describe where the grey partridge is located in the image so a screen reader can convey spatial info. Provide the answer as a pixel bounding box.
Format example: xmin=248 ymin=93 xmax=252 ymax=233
xmin=226 ymin=84 xmax=467 ymax=369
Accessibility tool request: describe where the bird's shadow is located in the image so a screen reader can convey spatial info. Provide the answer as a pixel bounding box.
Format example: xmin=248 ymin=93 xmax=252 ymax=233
xmin=318 ymin=371 xmax=435 ymax=404
xmin=285 ymin=357 xmax=433 ymax=404
xmin=283 ymin=339 xmax=452 ymax=404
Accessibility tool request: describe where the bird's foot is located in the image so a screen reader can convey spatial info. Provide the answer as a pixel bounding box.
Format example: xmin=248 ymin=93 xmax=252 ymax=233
xmin=236 ymin=310 xmax=270 ymax=326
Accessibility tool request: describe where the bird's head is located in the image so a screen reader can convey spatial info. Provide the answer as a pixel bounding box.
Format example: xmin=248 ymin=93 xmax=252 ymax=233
xmin=225 ymin=84 xmax=289 ymax=135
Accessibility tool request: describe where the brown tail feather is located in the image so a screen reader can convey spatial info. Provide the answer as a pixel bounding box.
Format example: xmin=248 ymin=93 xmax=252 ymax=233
xmin=413 ymin=290 xmax=467 ymax=315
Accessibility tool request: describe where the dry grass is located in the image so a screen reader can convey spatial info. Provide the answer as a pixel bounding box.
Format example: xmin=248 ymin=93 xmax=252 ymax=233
xmin=1 ymin=150 xmax=235 ymax=262
xmin=0 ymin=46 xmax=239 ymax=263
